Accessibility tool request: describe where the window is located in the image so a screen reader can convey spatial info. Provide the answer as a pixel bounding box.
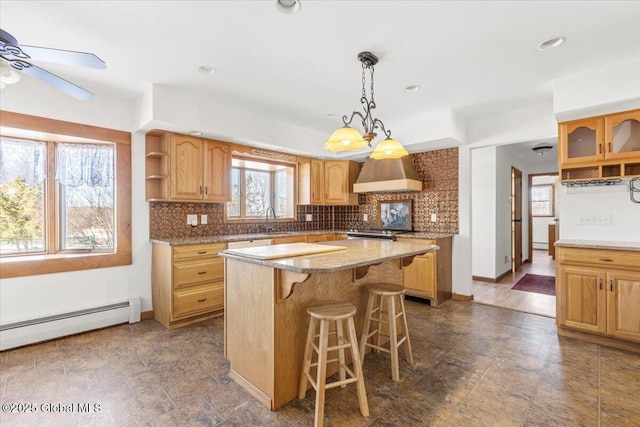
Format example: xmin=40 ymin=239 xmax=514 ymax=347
xmin=226 ymin=157 xmax=295 ymax=220
xmin=531 ymin=184 xmax=554 ymax=217
xmin=0 ymin=111 xmax=131 ymax=278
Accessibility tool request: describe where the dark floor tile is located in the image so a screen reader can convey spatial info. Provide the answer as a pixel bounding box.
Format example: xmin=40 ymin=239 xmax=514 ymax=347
xmin=2 ymin=301 xmax=639 ymax=426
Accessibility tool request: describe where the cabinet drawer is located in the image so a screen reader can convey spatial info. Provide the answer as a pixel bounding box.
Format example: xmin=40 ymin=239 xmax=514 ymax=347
xmin=174 ymin=258 xmax=224 ymax=288
xmin=558 ymin=248 xmax=640 ymax=269
xmin=173 ymin=243 xmax=226 ymax=261
xmin=173 ymin=282 xmax=224 ymax=318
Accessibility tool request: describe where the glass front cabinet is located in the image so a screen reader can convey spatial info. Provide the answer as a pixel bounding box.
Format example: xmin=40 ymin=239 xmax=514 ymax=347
xmin=558 ymin=109 xmax=640 ymax=182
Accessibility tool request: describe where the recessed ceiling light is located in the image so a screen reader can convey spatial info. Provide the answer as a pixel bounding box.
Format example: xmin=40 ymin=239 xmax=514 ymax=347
xmin=276 ymin=0 xmax=301 ymax=14
xmin=198 ymin=65 xmax=217 ymax=75
xmin=188 ymin=130 xmax=203 ymax=136
xmin=537 ymin=37 xmax=566 ymax=51
xmin=405 ymin=85 xmax=421 ymax=93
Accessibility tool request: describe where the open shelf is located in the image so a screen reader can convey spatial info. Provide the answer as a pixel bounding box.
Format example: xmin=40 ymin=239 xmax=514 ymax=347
xmin=145 ymin=132 xmax=169 ymax=200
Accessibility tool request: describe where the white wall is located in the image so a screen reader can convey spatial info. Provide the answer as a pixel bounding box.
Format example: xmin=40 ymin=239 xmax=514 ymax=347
xmin=0 ymin=78 xmax=152 ymax=325
xmin=558 ymin=182 xmax=640 ymax=242
xmin=554 ymin=60 xmax=640 ymax=122
xmin=452 ymin=145 xmax=472 ymax=296
xmin=471 ymin=146 xmax=497 ymax=279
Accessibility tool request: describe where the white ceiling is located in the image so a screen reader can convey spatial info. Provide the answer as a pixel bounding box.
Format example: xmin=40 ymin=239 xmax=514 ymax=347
xmin=1 ymin=1 xmax=639 ymax=161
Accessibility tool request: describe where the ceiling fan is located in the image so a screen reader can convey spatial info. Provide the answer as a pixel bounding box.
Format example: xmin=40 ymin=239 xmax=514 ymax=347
xmin=0 ymin=28 xmax=105 ymax=100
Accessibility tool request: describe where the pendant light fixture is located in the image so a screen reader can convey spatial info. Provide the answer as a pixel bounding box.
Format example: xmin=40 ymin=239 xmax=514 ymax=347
xmin=325 ymin=51 xmax=409 ymax=159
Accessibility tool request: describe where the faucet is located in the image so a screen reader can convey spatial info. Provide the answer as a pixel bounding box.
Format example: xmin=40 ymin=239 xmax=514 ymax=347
xmin=265 ymin=206 xmax=276 ymax=233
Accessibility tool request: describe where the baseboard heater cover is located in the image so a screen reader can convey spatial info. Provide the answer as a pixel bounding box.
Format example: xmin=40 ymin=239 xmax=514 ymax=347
xmin=0 ymin=297 xmax=141 ymax=351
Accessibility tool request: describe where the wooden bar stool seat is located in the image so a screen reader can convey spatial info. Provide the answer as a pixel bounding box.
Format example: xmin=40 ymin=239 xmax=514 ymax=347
xmin=359 ymin=283 xmax=413 ymax=381
xmin=298 ymin=300 xmax=369 ymax=427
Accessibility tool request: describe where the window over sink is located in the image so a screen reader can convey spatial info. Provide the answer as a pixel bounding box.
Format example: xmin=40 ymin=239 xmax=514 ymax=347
xmin=226 ymin=156 xmax=296 ymax=221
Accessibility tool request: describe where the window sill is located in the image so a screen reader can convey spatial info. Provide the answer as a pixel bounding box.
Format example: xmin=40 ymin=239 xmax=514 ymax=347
xmin=0 ymin=251 xmax=132 ymax=279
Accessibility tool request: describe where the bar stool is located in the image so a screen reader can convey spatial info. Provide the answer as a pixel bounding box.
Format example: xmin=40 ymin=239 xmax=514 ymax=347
xmin=298 ymin=300 xmax=369 ymax=427
xmin=359 ymin=283 xmax=413 ymax=381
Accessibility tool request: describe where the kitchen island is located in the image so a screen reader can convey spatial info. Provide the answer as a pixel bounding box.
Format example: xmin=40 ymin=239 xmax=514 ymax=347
xmin=219 ymin=239 xmax=438 ymax=411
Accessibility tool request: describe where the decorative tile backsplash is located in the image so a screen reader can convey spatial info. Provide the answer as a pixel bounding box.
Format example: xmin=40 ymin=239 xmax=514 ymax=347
xmin=149 ymin=147 xmax=458 ymax=239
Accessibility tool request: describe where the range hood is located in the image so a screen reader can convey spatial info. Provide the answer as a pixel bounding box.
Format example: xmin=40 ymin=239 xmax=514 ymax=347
xmin=353 ymin=156 xmax=423 ymax=193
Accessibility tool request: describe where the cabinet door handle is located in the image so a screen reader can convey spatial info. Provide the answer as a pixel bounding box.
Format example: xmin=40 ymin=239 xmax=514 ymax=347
xmin=608 ymin=142 xmax=612 ymax=153
xmin=197 ymin=298 xmax=207 ymax=303
xmin=197 ymin=251 xmax=207 ymax=254
xmin=609 ymin=280 xmax=613 ymax=292
xmin=598 ymin=258 xmax=613 ymax=262
xmin=199 ymin=185 xmax=203 ymax=195
xmin=197 ymin=271 xmax=207 ymax=275
xmin=205 ymin=186 xmax=208 ymax=195
xmin=599 ymin=144 xmax=602 ymax=154
xmin=599 ymin=279 xmax=603 ymax=290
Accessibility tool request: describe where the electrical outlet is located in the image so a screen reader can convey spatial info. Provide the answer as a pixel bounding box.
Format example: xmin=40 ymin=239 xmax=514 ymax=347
xmin=200 ymin=214 xmax=208 ymax=225
xmin=577 ymin=213 xmax=612 ymax=225
xmin=187 ymin=214 xmax=198 ymax=226
xmin=505 ymin=256 xmax=509 ymax=264
xmin=363 ymin=214 xmax=368 ymax=222
xmin=430 ymin=213 xmax=437 ymax=222
xmin=305 ymin=214 xmax=313 ymax=221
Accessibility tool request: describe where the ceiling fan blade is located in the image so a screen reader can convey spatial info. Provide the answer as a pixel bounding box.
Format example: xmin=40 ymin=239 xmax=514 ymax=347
xmin=15 ymin=61 xmax=93 ymax=100
xmin=11 ymin=44 xmax=106 ymax=69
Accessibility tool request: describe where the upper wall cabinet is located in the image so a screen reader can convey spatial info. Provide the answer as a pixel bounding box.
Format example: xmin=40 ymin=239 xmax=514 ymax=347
xmin=558 ymin=109 xmax=640 ymax=182
xmin=146 ymin=131 xmax=231 ymax=202
xmin=298 ymin=159 xmax=359 ymax=205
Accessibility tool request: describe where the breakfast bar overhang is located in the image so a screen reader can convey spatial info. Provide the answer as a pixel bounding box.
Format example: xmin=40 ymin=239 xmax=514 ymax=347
xmin=220 ymin=239 xmax=438 ymax=411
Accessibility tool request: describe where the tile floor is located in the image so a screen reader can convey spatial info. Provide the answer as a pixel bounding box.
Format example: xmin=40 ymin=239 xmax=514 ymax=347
xmin=472 ymin=250 xmax=556 ymax=318
xmin=1 ymin=300 xmax=639 ymax=426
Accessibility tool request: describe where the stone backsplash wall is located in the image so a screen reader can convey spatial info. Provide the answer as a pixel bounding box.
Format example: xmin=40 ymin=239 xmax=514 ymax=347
xmin=149 ymin=148 xmax=458 ymax=239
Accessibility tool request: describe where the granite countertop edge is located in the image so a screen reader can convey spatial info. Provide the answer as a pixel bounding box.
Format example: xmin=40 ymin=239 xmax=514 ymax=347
xmin=219 ymin=243 xmax=439 ymax=274
xmin=151 ymin=230 xmax=456 ymax=246
xmin=555 ymin=239 xmax=640 ymax=251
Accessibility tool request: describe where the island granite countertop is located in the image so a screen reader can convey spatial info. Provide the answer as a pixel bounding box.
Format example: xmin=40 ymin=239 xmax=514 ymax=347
xmin=219 ymin=239 xmax=438 ymax=274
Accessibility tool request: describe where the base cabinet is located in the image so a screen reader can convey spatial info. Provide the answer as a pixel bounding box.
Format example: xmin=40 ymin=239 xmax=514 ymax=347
xmin=396 ymin=236 xmax=452 ymax=306
xmin=556 ymin=247 xmax=640 ymax=347
xmin=152 ymin=242 xmax=226 ymax=329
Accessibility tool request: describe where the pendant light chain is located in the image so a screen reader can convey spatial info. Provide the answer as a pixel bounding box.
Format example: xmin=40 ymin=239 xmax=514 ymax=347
xmin=361 ymin=61 xmax=367 ymax=100
xmin=370 ymin=65 xmax=375 ymax=104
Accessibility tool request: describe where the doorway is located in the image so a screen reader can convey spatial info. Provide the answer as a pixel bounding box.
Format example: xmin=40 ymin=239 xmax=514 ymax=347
xmin=528 ymin=173 xmax=559 ymax=264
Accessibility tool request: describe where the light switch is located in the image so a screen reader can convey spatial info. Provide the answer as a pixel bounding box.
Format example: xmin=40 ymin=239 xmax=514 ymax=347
xmin=363 ymin=214 xmax=368 ymax=222
xmin=306 ymin=214 xmax=313 ymax=221
xmin=187 ymin=214 xmax=198 ymax=226
xmin=201 ymin=214 xmax=208 ymax=225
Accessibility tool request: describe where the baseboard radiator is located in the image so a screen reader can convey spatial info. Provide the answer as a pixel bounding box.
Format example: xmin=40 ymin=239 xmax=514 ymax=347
xmin=0 ymin=298 xmax=141 ymax=351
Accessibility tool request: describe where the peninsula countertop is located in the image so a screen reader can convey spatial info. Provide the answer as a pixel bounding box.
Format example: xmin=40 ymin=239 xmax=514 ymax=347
xmin=219 ymin=239 xmax=438 ymax=274
xmin=554 ymin=239 xmax=640 ymax=252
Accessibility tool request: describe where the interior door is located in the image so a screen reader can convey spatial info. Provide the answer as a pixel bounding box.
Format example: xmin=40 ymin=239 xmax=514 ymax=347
xmin=511 ymin=167 xmax=523 ymax=272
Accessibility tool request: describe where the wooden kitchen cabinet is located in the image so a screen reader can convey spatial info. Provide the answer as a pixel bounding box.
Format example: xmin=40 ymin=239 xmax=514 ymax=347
xmin=299 ymin=158 xmax=359 ymax=205
xmin=152 ymin=242 xmax=226 ymax=329
xmin=145 ymin=130 xmax=231 ymax=202
xmin=556 ymin=246 xmax=640 ymax=349
xmin=396 ymin=236 xmax=452 ymax=306
xmin=558 ymin=109 xmax=640 ymax=182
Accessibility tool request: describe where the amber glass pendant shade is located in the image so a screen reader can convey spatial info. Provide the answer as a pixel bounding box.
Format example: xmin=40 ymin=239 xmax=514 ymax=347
xmin=370 ymin=138 xmax=409 ymax=159
xmin=324 ymin=126 xmax=367 ymax=152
